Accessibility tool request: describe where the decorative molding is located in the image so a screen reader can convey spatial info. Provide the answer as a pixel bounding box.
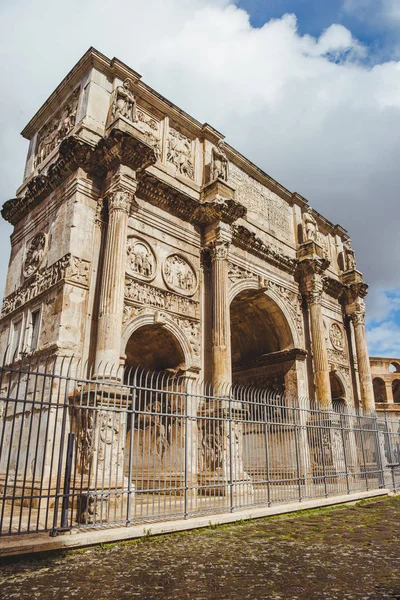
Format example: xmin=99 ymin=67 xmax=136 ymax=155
xmin=126 ymin=237 xmax=156 ymax=281
xmin=1 ymin=254 xmax=91 ymax=318
xmin=231 ymin=225 xmax=297 ymax=274
xmin=162 ymin=254 xmax=197 ymax=296
xmin=2 ymin=129 xmax=158 ymax=226
xmin=124 ymin=277 xmax=199 ymax=318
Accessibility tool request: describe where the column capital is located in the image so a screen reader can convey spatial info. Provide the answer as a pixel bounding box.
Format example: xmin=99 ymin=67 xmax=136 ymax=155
xmin=107 ymin=189 xmax=134 ymax=214
xmin=346 ymin=296 xmax=366 ymax=326
xmin=297 ymin=258 xmax=328 ymax=306
xmin=203 ymin=221 xmax=232 ymax=262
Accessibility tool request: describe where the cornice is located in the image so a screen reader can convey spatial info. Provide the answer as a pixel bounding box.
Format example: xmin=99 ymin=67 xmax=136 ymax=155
xmin=2 ymin=125 xmax=157 ymax=226
xmin=232 ymin=225 xmax=297 ymax=275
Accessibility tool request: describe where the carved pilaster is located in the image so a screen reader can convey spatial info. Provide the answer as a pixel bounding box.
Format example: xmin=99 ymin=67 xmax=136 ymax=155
xmin=345 ymin=294 xmax=374 ymax=414
xmin=204 ymin=222 xmax=232 ymax=390
xmin=298 ymin=258 xmax=331 ymax=409
xmin=95 ymin=166 xmax=138 ymax=373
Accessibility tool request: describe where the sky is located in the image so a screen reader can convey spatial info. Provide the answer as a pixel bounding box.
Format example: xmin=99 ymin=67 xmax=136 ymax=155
xmin=0 ymin=0 xmax=399 ymax=357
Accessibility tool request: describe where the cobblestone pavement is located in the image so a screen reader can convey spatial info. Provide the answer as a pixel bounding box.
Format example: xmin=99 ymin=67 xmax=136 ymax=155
xmin=0 ymin=496 xmax=399 ymax=600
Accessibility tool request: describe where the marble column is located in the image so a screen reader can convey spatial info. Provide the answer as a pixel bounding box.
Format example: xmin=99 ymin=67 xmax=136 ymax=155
xmin=348 ymin=299 xmax=375 ymax=414
xmin=303 ymin=275 xmax=332 ymax=409
xmin=206 ymin=223 xmax=232 ymax=391
xmin=95 ymin=181 xmax=137 ymax=374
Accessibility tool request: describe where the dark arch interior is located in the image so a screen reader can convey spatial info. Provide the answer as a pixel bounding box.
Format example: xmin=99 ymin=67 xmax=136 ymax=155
xmin=330 ymin=372 xmax=345 ymax=401
xmin=230 ymin=290 xmax=295 ymax=391
xmin=393 ymin=380 xmax=400 ymax=404
xmin=373 ymin=377 xmax=387 ymax=403
xmin=230 ymin=290 xmax=293 ymax=366
xmin=125 ymin=324 xmax=185 ymax=372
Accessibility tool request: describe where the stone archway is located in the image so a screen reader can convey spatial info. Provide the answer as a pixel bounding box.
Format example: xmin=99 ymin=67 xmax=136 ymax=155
xmin=330 ymin=371 xmax=346 ymax=412
xmin=373 ymin=377 xmax=387 ymax=404
xmin=125 ymin=325 xmax=185 ymax=371
xmin=229 ymin=287 xmax=301 ymax=397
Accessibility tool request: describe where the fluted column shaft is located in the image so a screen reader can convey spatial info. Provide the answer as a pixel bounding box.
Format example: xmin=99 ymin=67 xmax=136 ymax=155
xmin=302 ymin=273 xmax=331 ymax=409
xmin=307 ymin=296 xmax=331 ymax=409
xmin=96 ymin=189 xmax=134 ymax=372
xmin=205 ymin=223 xmax=232 ymax=391
xmin=350 ymin=301 xmax=375 ymax=414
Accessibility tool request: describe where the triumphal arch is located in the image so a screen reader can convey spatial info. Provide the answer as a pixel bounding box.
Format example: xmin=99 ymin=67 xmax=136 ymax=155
xmin=0 ymin=47 xmax=375 ymax=414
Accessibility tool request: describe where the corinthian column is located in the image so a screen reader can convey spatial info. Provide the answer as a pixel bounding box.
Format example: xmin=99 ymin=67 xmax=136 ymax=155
xmin=347 ymin=298 xmax=375 ymax=414
xmin=303 ymin=276 xmax=332 ymax=409
xmin=96 ymin=182 xmax=137 ymax=373
xmin=205 ymin=222 xmax=232 ymax=390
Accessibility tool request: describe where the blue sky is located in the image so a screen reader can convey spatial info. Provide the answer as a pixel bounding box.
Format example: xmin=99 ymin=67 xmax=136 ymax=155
xmin=0 ymin=0 xmax=399 ymax=357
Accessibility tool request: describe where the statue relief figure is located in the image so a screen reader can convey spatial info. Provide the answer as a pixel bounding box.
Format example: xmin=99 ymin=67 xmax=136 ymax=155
xmin=23 ymin=232 xmax=48 ymax=278
xmin=110 ymin=78 xmax=137 ymax=123
xmin=126 ymin=239 xmax=155 ymax=281
xmin=302 ymin=211 xmax=318 ymax=243
xmin=343 ymin=239 xmax=356 ymax=271
xmin=211 ymin=139 xmax=229 ymax=181
xmin=163 ymin=254 xmax=197 ymax=296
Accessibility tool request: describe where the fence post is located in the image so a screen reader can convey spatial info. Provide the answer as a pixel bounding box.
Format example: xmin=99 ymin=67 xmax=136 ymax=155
xmin=184 ymin=378 xmax=189 ymax=520
xmin=385 ymin=411 xmax=396 ymax=492
xmin=357 ymin=412 xmax=369 ymax=491
xmin=50 ymin=358 xmax=73 ymax=536
xmin=126 ymin=371 xmax=137 ymax=525
xmin=293 ymin=405 xmax=302 ymax=502
xmin=339 ymin=412 xmax=350 ymax=494
xmin=229 ymin=389 xmax=234 ymax=512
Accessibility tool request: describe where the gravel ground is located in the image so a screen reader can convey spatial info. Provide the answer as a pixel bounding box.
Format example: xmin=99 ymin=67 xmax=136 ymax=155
xmin=0 ymin=496 xmax=399 ymax=600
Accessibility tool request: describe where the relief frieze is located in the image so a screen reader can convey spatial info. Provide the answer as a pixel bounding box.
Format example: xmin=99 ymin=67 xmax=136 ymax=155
xmin=1 ymin=254 xmax=90 ymax=318
xmin=125 ymin=277 xmax=199 ymax=319
xmin=162 ymin=254 xmax=197 ymax=296
xmin=229 ymin=163 xmax=292 ymax=238
xmin=135 ymin=108 xmax=161 ymax=160
xmin=126 ymin=237 xmax=156 ymax=281
xmin=23 ymin=232 xmax=48 ymax=278
xmin=35 ymin=88 xmax=80 ymax=168
xmin=166 ymin=126 xmax=194 ymax=179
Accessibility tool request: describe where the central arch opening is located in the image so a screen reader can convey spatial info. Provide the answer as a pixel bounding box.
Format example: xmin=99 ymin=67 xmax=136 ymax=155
xmin=230 ymin=289 xmax=297 ymax=395
xmin=125 ymin=324 xmax=185 ymax=372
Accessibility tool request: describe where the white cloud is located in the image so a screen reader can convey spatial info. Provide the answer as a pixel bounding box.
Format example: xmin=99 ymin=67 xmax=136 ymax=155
xmin=0 ymin=0 xmax=400 ymax=354
xmin=367 ymin=320 xmax=400 ymax=357
xmin=344 ymin=0 xmax=400 ymax=25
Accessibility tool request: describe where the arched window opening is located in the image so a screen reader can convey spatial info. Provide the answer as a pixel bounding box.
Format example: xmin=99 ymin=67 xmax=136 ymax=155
xmin=373 ymin=378 xmax=387 ymax=404
xmin=389 ymin=362 xmax=400 ymax=373
xmin=392 ymin=380 xmax=400 ymax=404
xmin=329 ymin=372 xmax=346 ymax=413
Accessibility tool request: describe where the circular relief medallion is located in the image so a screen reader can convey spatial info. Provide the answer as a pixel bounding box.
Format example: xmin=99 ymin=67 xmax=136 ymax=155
xmin=23 ymin=232 xmax=48 ymax=278
xmin=126 ymin=238 xmax=156 ymax=281
xmin=330 ymin=322 xmax=344 ymax=351
xmin=162 ymin=254 xmax=197 ymax=297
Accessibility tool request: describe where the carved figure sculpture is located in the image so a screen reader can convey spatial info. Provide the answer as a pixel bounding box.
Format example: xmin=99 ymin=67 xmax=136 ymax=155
xmin=167 ymin=128 xmax=194 ymax=179
xmin=330 ymin=322 xmax=344 ymax=351
xmin=303 ymin=212 xmax=318 ymax=243
xmin=126 ymin=240 xmax=155 ymax=280
xmin=163 ymin=255 xmax=197 ymax=296
xmin=34 ymin=88 xmax=79 ymax=167
xmin=111 ymin=78 xmax=137 ymax=123
xmin=211 ymin=140 xmax=229 ymax=181
xmin=343 ymin=239 xmax=356 ymax=271
xmin=23 ymin=232 xmax=48 ymax=278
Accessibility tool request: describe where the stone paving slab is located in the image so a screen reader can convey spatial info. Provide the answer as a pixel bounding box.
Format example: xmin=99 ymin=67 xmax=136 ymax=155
xmin=0 ymin=492 xmax=399 ymax=599
xmin=0 ymin=488 xmax=389 ymax=557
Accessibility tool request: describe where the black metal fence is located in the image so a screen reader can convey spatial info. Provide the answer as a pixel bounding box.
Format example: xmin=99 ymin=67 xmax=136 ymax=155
xmin=0 ymin=356 xmax=399 ymax=537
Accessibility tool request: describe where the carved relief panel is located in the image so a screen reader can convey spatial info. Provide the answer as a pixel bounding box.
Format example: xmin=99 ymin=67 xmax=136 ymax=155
xmin=166 ymin=126 xmax=195 ymax=179
xmin=23 ymin=232 xmax=48 ymax=278
xmin=135 ymin=108 xmax=162 ymax=160
xmin=162 ymin=254 xmax=197 ymax=296
xmin=126 ymin=237 xmax=156 ymax=281
xmin=34 ymin=88 xmax=80 ymax=168
xmin=228 ymin=163 xmax=292 ymax=240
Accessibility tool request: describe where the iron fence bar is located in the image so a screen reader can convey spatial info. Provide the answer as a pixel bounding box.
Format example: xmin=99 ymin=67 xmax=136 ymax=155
xmin=293 ymin=406 xmax=302 ymax=502
xmin=50 ymin=359 xmax=72 ymax=536
xmin=357 ymin=413 xmax=369 ymax=491
xmin=60 ymin=432 xmax=75 ymax=530
xmin=339 ymin=412 xmax=350 ymax=495
xmin=126 ymin=372 xmax=137 ymax=525
xmin=385 ymin=411 xmax=396 ymax=492
xmin=229 ymin=392 xmax=234 ymax=513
